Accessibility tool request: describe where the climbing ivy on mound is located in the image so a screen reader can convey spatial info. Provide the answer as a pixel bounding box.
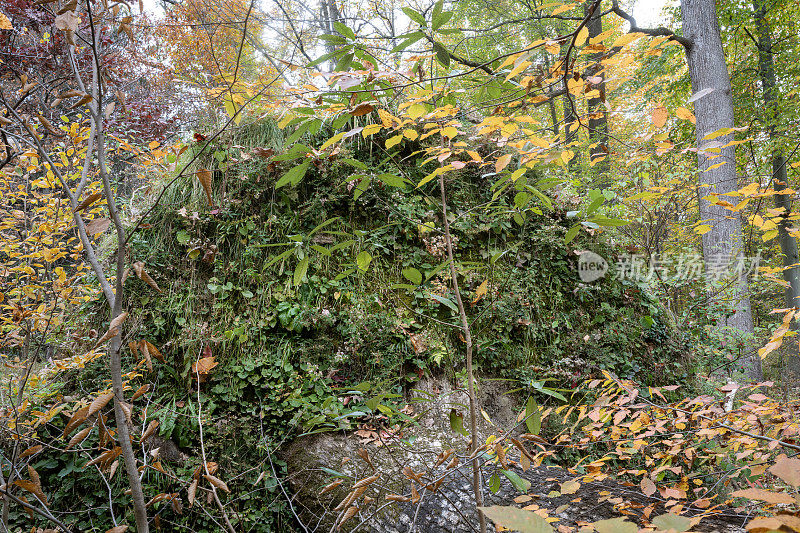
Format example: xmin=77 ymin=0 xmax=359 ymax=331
xmin=127 ymin=119 xmax=690 ymax=418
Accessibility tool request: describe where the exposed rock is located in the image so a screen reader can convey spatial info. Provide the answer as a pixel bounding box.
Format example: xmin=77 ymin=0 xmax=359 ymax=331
xmin=147 ymin=434 xmax=189 ymax=463
xmin=283 ymin=377 xmax=747 ymax=532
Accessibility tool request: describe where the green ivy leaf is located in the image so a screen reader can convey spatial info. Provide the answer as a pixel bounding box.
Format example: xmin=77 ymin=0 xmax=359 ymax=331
xmin=448 ymin=409 xmax=467 ymax=436
xmin=356 ymin=250 xmax=372 ymax=272
xmin=525 ymin=397 xmax=541 ymax=435
xmin=401 ymin=7 xmax=426 ymax=26
xmin=390 ymin=31 xmax=425 ymax=53
xmin=332 ymin=21 xmax=355 ymax=40
xmin=501 ymin=469 xmax=532 ymax=493
xmin=293 ymin=256 xmax=309 ymax=286
xmin=402 ymin=267 xmax=422 ymax=285
xmin=430 ymin=293 xmax=458 ymax=312
xmin=433 ymin=41 xmax=450 ymax=67
xmin=275 ymin=160 xmax=310 ymax=188
xmin=564 ymin=223 xmax=580 ymax=244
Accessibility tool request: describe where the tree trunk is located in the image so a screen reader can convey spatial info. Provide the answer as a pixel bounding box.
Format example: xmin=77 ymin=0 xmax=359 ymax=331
xmin=318 ymin=0 xmax=344 ymax=70
xmin=680 ymin=0 xmax=762 ymax=380
xmin=584 ymin=0 xmax=609 ymax=179
xmin=561 ymin=40 xmax=579 ymax=170
xmin=438 ymin=172 xmax=486 ymax=533
xmin=753 ymin=0 xmax=800 ymax=377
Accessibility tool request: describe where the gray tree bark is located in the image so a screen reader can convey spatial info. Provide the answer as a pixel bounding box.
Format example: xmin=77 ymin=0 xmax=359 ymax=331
xmin=317 ymin=0 xmax=344 ymax=70
xmin=753 ymin=0 xmax=800 ymax=377
xmin=583 ymin=0 xmax=609 ymax=179
xmin=680 ymin=0 xmax=762 ymax=380
xmin=561 ymin=40 xmax=579 ymax=170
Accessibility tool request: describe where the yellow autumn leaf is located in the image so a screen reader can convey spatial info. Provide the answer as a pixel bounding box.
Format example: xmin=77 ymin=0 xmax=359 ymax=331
xmin=590 ymin=28 xmax=616 ymax=45
xmin=552 ymin=3 xmax=575 ymax=15
xmin=575 ymin=27 xmax=589 ymax=46
xmin=612 ymin=32 xmax=644 ymax=48
xmin=499 ymin=52 xmax=523 ymax=70
xmin=473 ymin=280 xmax=488 ymax=304
xmin=403 ymin=129 xmax=419 ymax=140
xmin=505 ymin=61 xmax=531 ymax=81
xmin=560 ymin=480 xmax=581 ymax=494
xmin=407 ymin=103 xmax=426 ymax=119
xmin=675 ymin=107 xmax=696 ymax=123
xmin=763 ymin=229 xmax=778 ymax=241
xmin=0 ymin=13 xmax=12 ymax=31
xmin=704 ymin=162 xmax=727 ymax=172
xmin=703 ymin=127 xmax=734 ymax=140
xmin=320 ymin=131 xmax=344 ymax=150
xmin=738 ymin=182 xmax=761 ymax=195
xmin=362 ymin=123 xmax=382 ymax=136
xmin=651 ymin=107 xmax=668 ymax=128
xmin=196 ymin=169 xmax=213 ymax=205
xmin=441 ymin=126 xmax=458 ymax=138
xmin=378 ymin=109 xmax=396 ymax=128
xmin=495 ymin=154 xmax=512 ymax=173
xmin=386 ymin=134 xmax=403 ymax=149
xmin=695 ymin=224 xmax=712 ymax=235
xmin=528 ymin=136 xmax=550 ymax=149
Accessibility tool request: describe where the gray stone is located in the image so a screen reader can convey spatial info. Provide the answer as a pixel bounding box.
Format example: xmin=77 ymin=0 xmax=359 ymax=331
xmin=283 ymin=377 xmax=746 ymax=533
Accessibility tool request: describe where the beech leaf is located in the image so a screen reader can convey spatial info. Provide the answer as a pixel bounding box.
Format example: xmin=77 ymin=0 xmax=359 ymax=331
xmin=203 ymin=474 xmax=230 ymax=493
xmin=196 ymin=168 xmax=214 ymax=205
xmin=133 ymin=261 xmax=163 ymax=293
xmin=651 ymin=106 xmax=668 ymax=128
xmin=88 ymin=391 xmax=114 ymax=417
xmin=350 ymin=103 xmax=374 ymax=117
xmin=19 ymin=445 xmax=43 ymax=459
xmin=85 ymin=217 xmax=111 ymax=235
xmin=74 ymin=192 xmax=102 ymax=212
xmin=769 ymin=455 xmax=800 ymax=487
xmin=66 ymin=427 xmax=91 ymax=449
xmin=593 ymin=517 xmax=638 ymax=533
xmin=188 ymin=478 xmax=198 ymax=507
xmin=54 ymin=11 xmax=80 ymax=32
xmin=641 ymin=477 xmax=657 ymax=497
xmin=732 ymin=488 xmax=794 ymax=504
xmin=0 ymin=13 xmax=13 ymax=30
